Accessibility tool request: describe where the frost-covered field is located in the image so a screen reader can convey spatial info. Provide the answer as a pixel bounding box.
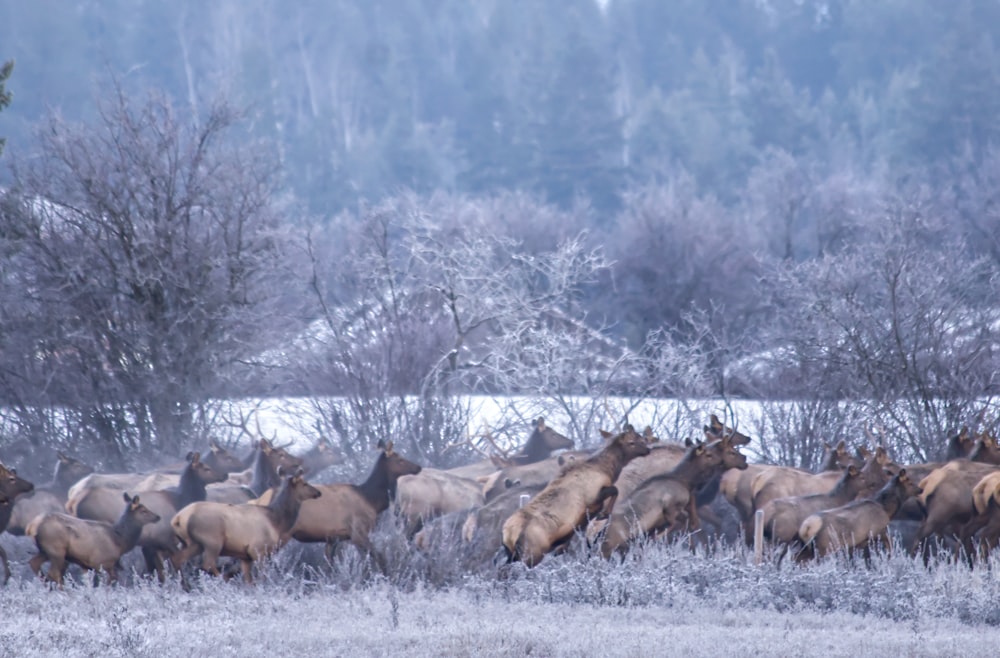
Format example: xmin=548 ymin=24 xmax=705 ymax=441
xmin=3 ymin=530 xmax=1000 ymax=657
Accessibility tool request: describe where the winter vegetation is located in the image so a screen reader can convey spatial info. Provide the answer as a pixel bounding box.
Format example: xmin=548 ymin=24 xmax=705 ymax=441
xmin=3 ymin=0 xmax=1000 ymax=654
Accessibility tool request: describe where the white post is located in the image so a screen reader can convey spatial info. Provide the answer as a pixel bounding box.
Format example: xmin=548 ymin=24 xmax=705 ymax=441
xmin=753 ymin=509 xmax=765 ymax=565
xmin=519 ymin=494 xmax=530 ymax=508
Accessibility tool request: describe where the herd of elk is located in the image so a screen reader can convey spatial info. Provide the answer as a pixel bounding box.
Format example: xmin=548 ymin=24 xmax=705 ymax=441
xmin=5 ymin=417 xmax=1000 ymax=588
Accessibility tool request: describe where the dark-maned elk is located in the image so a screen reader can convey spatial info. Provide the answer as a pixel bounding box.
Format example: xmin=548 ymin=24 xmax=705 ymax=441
xmin=6 ymin=452 xmax=93 ymax=536
xmin=446 ymin=418 xmax=576 ymax=480
xmin=27 ymin=493 xmax=160 ymax=587
xmin=797 ymin=470 xmax=923 ymax=563
xmin=501 ymin=425 xmax=651 ymax=567
xmin=170 ymin=469 xmax=321 ymax=585
xmin=763 ymin=452 xmax=893 ymax=566
xmin=299 ymin=436 xmax=341 ymax=476
xmin=72 ymin=452 xmax=228 ymax=582
xmin=911 ymin=459 xmax=1000 ymax=565
xmin=599 ymin=437 xmax=747 ymax=559
xmin=395 ymin=468 xmax=485 ymax=536
xmin=254 ymin=440 xmax=422 ymax=568
xmin=204 ymin=438 xmax=304 ymax=505
xmin=968 ymin=431 xmax=1000 ymax=465
xmin=0 ymin=463 xmax=36 ymax=584
xmin=503 ymin=417 xmax=575 ymax=466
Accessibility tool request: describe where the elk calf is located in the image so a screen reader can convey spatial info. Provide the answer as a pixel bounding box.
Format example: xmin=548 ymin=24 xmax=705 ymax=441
xmin=27 ymin=493 xmax=160 ymax=586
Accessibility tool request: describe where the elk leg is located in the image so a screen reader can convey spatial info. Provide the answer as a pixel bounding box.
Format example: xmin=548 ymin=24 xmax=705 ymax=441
xmin=28 ymin=552 xmax=47 ymax=577
xmin=47 ymin=556 xmax=66 ymax=587
xmin=200 ymin=545 xmax=222 ymax=577
xmin=0 ymin=545 xmax=9 ymax=584
xmin=142 ymin=545 xmax=166 ymax=583
xmin=323 ymin=540 xmax=339 ymax=564
xmin=239 ymin=559 xmax=254 ymax=584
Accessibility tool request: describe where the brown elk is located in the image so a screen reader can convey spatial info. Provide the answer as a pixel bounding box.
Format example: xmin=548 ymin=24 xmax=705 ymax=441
xmin=911 ymin=459 xmax=1000 ymax=564
xmin=254 ymin=440 xmax=422 ymax=567
xmin=762 ymin=451 xmax=893 ymax=565
xmin=395 ymin=468 xmax=485 ymax=536
xmin=170 ymin=469 xmax=321 ymax=584
xmin=599 ymin=437 xmax=748 ymax=559
xmin=797 ymin=470 xmax=923 ymax=562
xmin=0 ymin=463 xmax=35 ymax=584
xmin=27 ymin=493 xmax=160 ymax=586
xmin=970 ymin=471 xmax=1000 ymax=557
xmin=461 ymin=482 xmax=545 ymax=545
xmin=501 ymin=425 xmax=651 ymax=567
xmin=72 ymin=452 xmax=229 ymax=582
xmin=6 ymin=452 xmax=93 ymax=536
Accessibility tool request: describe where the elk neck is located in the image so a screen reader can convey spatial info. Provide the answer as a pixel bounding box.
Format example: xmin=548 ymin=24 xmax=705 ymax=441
xmin=250 ymin=448 xmax=280 ymax=497
xmin=113 ymin=508 xmax=149 ymax=553
xmin=175 ymin=463 xmax=210 ymax=508
xmin=266 ymin=480 xmax=307 ymax=536
xmin=354 ymin=454 xmax=396 ymax=513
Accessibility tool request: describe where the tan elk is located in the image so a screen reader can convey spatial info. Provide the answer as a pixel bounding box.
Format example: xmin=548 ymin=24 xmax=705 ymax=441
xmin=501 ymin=425 xmax=651 ymax=567
xmin=0 ymin=463 xmax=36 ymax=584
xmin=599 ymin=437 xmax=748 ymax=559
xmin=750 ymin=440 xmax=861 ymax=512
xmin=797 ymin=470 xmax=923 ymax=562
xmin=72 ymin=452 xmax=229 ymax=582
xmin=762 ymin=451 xmax=893 ymax=565
xmin=911 ymin=459 xmax=1000 ymax=564
xmin=395 ymin=467 xmax=485 ymax=536
xmin=479 ymin=450 xmax=592 ymax=502
xmin=445 ymin=418 xmax=576 ymax=480
xmin=27 ymin=493 xmax=160 ymax=586
xmin=170 ymin=469 xmax=321 ymax=584
xmin=6 ymin=452 xmax=92 ymax=536
xmin=253 ymin=440 xmax=422 ymax=568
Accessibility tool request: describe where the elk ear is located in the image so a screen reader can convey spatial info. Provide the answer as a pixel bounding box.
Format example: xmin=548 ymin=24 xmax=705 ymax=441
xmin=186 ymin=451 xmax=196 ymax=462
xmin=504 ymin=478 xmax=520 ymax=489
xmin=376 ymin=439 xmax=386 ymax=450
xmin=599 ymin=429 xmax=613 ymax=439
xmin=57 ymin=451 xmax=69 ymax=462
xmin=684 ymin=437 xmax=694 ymax=447
xmin=122 ymin=492 xmax=132 ymax=504
xmin=295 ymin=467 xmax=305 ymax=478
xmin=694 ymin=444 xmax=705 ymax=456
xmin=847 ymin=465 xmax=859 ymax=477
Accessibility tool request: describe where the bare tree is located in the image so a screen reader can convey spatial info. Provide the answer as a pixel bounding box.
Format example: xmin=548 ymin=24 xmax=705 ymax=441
xmin=287 ymin=192 xmax=635 ymax=466
xmin=745 ymin=184 xmax=1000 ymax=462
xmin=0 ymin=86 xmax=304 ymax=465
